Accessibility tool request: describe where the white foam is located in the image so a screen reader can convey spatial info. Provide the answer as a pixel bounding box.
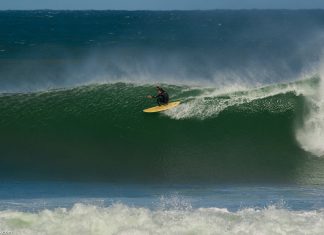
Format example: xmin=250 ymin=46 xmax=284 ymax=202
xmin=165 ymin=79 xmax=316 ymax=120
xmin=296 ymin=68 xmax=324 ymax=157
xmin=0 ymin=203 xmax=324 ymax=235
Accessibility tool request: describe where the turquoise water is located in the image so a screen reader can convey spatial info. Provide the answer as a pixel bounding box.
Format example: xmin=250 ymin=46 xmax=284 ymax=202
xmin=1 ymin=181 xmax=324 ymax=234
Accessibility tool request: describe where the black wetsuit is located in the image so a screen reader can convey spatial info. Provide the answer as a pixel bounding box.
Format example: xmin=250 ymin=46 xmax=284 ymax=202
xmin=154 ymin=91 xmax=169 ymax=105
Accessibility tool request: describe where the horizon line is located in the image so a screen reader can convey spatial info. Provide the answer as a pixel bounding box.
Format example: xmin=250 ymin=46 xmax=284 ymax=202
xmin=1 ymin=8 xmax=324 ymax=11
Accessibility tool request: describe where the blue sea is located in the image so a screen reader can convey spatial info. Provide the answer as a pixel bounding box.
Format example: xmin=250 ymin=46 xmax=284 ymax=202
xmin=0 ymin=10 xmax=324 ymax=234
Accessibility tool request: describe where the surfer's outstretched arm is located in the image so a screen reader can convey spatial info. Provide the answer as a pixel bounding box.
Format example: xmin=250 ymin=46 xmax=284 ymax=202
xmin=147 ymin=94 xmax=161 ymax=99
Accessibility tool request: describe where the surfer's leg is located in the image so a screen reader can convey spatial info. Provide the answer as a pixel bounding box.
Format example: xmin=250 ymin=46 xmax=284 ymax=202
xmin=157 ymin=97 xmax=164 ymax=106
xmin=157 ymin=96 xmax=167 ymax=105
xmin=164 ymin=93 xmax=169 ymax=104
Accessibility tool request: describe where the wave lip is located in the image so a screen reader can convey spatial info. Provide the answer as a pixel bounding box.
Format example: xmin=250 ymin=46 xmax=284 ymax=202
xmin=1 ymin=203 xmax=324 ymax=235
xmin=296 ymin=76 xmax=324 ymax=157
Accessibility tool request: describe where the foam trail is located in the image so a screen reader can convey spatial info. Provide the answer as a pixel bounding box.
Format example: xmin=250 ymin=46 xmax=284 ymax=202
xmin=165 ymin=79 xmax=315 ymax=120
xmin=296 ymin=68 xmax=324 ymax=157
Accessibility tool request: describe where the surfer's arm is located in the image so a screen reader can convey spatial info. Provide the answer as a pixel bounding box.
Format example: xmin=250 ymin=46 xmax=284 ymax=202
xmin=153 ymin=94 xmax=163 ymax=98
xmin=147 ymin=94 xmax=160 ymax=99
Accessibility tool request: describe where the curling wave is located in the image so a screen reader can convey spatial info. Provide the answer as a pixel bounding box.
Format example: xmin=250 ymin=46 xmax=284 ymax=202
xmin=0 ymin=77 xmax=323 ymax=183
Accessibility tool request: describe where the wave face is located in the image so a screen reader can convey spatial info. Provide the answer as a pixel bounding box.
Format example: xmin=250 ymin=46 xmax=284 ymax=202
xmin=1 ymin=203 xmax=324 ymax=235
xmin=0 ymin=78 xmax=323 ymax=184
xmin=1 ymin=10 xmax=324 ymax=184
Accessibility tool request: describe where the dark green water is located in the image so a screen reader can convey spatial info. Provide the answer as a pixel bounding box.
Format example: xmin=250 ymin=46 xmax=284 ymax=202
xmin=0 ymin=79 xmax=323 ymax=184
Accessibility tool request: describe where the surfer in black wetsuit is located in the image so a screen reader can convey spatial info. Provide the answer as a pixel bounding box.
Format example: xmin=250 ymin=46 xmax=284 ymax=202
xmin=147 ymin=86 xmax=169 ymax=105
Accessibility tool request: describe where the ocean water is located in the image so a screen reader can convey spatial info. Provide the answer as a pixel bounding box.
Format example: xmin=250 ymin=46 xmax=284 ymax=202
xmin=1 ymin=10 xmax=324 ymax=234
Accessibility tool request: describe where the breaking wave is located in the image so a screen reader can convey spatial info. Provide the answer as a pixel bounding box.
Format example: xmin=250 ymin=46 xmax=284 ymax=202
xmin=0 ymin=203 xmax=324 ymax=235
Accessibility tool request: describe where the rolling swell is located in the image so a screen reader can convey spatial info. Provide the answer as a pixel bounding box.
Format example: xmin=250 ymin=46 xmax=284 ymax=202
xmin=0 ymin=78 xmax=323 ymax=184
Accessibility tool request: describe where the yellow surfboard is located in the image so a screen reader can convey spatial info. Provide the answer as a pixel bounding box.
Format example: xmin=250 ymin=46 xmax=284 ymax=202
xmin=143 ymin=101 xmax=181 ymax=113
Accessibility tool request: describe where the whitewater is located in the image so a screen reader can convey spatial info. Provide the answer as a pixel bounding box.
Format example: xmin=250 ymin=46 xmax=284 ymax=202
xmin=296 ymin=67 xmax=324 ymax=157
xmin=1 ymin=182 xmax=324 ymax=235
xmin=1 ymin=203 xmax=324 ymax=235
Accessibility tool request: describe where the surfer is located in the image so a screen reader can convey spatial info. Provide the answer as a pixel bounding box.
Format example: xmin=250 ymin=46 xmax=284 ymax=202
xmin=147 ymin=86 xmax=169 ymax=106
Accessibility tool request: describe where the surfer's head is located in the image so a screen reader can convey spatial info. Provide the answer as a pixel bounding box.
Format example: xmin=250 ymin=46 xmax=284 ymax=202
xmin=156 ymin=86 xmax=164 ymax=93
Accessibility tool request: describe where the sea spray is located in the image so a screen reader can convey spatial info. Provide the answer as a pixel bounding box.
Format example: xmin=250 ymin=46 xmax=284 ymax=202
xmin=0 ymin=10 xmax=323 ymax=93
